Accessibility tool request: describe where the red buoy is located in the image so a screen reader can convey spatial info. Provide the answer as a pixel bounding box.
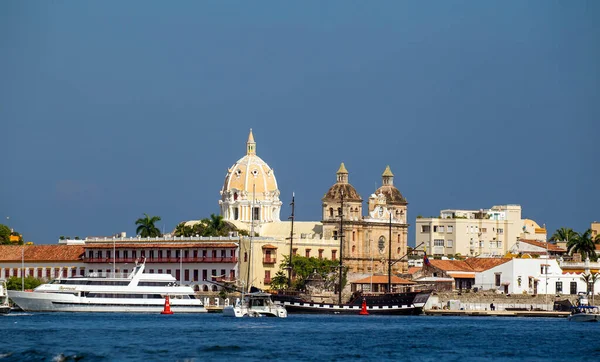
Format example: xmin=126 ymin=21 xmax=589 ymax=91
xmin=359 ymin=298 xmax=369 ymax=315
xmin=161 ymin=295 xmax=174 ymax=315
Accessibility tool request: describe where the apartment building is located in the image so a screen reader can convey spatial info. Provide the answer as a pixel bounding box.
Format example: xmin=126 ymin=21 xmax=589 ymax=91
xmin=415 ymin=205 xmax=545 ymax=258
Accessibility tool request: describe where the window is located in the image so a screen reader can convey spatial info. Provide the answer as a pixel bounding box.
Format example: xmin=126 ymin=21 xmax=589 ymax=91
xmin=433 ymin=226 xmax=438 ymax=232
xmin=489 ymin=241 xmax=494 ymax=248
xmin=158 ymin=250 xmax=162 ymax=258
xmin=438 ymin=226 xmax=445 ymax=233
xmin=332 ymin=250 xmax=337 ymax=260
xmin=481 ymin=228 xmax=487 ymax=233
xmin=158 ymin=269 xmax=163 ymax=274
xmin=88 ymin=250 xmax=93 ymax=258
xmin=556 ymin=281 xmax=563 ymax=294
xmin=234 ymin=207 xmax=239 ymax=220
xmin=434 ymin=239 xmax=444 ymax=247
xmin=166 ymin=250 xmax=171 ymax=258
xmin=333 ymin=231 xmax=338 ymax=240
xmin=211 ymin=269 xmax=217 ymax=281
xmin=305 ymin=249 xmax=310 ymax=258
xmin=265 ymin=270 xmax=271 ymax=283
xmin=176 ymin=270 xmax=181 ymax=280
xmin=184 ymin=270 xmax=189 ymax=281
xmin=123 ymin=250 xmax=129 ymax=259
xmin=352 ymin=231 xmax=355 ymax=242
xmin=497 ymin=228 xmax=504 ymax=234
xmin=351 ymin=245 xmax=355 ymax=253
xmin=447 ymin=240 xmax=453 ymax=248
xmin=230 ymin=270 xmax=235 ymax=280
xmin=479 ymin=241 xmax=484 ymax=247
xmin=447 ymin=226 xmax=453 ymax=233
xmin=253 ymin=207 xmax=260 ymax=221
xmin=421 ymin=225 xmax=430 ymax=233
xmin=202 ymin=269 xmax=208 ymax=281
xmin=497 ymin=241 xmax=502 ymax=249
xmin=97 ymin=251 xmax=103 ymax=259
xmin=495 ymin=273 xmax=501 ymax=287
xmin=212 ymin=250 xmax=217 ymax=258
xmin=193 ymin=270 xmax=199 ymax=281
xmin=329 ymin=208 xmax=334 ymax=217
xmin=221 ymin=269 xmax=226 ymax=278
xmin=318 ymin=249 xmax=323 ymax=260
xmin=570 ymin=281 xmax=577 ymax=295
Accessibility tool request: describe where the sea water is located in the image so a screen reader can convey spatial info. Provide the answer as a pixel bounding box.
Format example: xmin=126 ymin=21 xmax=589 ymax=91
xmin=1 ymin=313 xmax=598 ymax=361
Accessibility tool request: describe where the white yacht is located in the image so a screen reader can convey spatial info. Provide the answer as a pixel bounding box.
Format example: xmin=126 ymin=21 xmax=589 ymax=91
xmin=223 ymin=292 xmax=287 ymax=318
xmin=7 ymin=261 xmax=206 ymax=313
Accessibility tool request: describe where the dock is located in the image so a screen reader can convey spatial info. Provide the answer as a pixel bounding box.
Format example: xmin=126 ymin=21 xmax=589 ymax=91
xmin=205 ymin=305 xmax=224 ymax=313
xmin=424 ymin=309 xmax=570 ymax=318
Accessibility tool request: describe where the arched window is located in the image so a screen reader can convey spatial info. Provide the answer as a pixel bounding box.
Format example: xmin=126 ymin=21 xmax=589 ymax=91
xmin=203 ymin=285 xmax=209 ymax=292
xmin=378 ymin=236 xmax=385 ymax=253
xmin=234 ymin=192 xmax=238 ymax=201
xmin=329 ymin=208 xmax=334 ymax=217
xmin=397 ymin=247 xmax=401 ymax=254
xmin=351 ymin=245 xmax=356 ymax=253
xmin=212 ymin=285 xmax=218 ymax=292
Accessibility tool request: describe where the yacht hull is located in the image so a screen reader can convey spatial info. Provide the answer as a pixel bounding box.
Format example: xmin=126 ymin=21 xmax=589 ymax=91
xmin=8 ymin=291 xmax=207 ymax=313
xmin=568 ymin=313 xmax=600 ymax=322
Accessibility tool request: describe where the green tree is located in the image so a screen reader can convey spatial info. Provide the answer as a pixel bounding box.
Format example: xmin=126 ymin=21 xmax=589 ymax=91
xmin=135 ymin=213 xmax=162 ymax=238
xmin=0 ymin=224 xmax=11 ymax=244
xmin=567 ymin=229 xmax=597 ymax=262
xmin=550 ymin=227 xmax=578 ymax=243
xmin=278 ymin=255 xmax=346 ymax=291
xmin=174 ymin=222 xmax=194 ymax=237
xmin=269 ymin=271 xmax=289 ymax=290
xmin=5 ymin=276 xmax=43 ymax=291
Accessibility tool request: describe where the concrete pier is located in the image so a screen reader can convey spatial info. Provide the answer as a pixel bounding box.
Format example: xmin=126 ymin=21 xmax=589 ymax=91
xmin=424 ymin=309 xmax=570 ymax=318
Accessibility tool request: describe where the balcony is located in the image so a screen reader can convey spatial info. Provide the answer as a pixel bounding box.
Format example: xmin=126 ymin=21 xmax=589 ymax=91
xmin=85 ymin=257 xmax=238 ymax=264
xmin=262 ymin=257 xmax=277 ymax=264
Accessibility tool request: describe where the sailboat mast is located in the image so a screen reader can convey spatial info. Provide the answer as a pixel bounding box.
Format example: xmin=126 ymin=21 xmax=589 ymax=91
xmin=388 ymin=212 xmax=392 ymax=293
xmin=338 ymin=190 xmax=344 ymax=305
xmin=288 ymin=193 xmax=295 ymax=288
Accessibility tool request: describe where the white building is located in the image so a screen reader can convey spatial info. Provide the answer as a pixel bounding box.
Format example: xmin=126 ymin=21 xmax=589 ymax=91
xmin=475 ymin=258 xmax=592 ymax=296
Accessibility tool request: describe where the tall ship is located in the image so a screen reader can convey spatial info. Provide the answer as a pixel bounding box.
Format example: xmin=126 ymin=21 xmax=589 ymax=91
xmin=270 ymin=192 xmax=431 ymax=315
xmin=8 ymin=260 xmax=207 ymax=313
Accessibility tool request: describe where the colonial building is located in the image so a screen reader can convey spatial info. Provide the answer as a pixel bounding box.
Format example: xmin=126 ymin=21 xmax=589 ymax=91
xmin=216 ymin=131 xmax=411 ymax=290
xmin=321 ymin=164 xmax=410 ymax=275
xmin=0 ymin=245 xmax=84 ymax=280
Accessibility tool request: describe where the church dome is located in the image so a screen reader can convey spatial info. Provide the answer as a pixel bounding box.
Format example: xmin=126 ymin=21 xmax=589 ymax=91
xmin=322 ymin=163 xmax=362 ymax=202
xmin=220 ymin=130 xmax=282 ymax=223
xmin=374 ymin=165 xmax=407 ymax=205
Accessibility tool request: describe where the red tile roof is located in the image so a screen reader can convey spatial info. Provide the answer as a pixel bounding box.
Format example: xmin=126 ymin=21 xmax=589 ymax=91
xmin=0 ymin=245 xmax=84 ymax=262
xmin=520 ymin=239 xmax=566 ymax=252
xmin=261 ymin=244 xmax=278 ymax=249
xmin=407 ymin=267 xmax=421 ymax=275
xmin=351 ymin=275 xmax=415 ymax=285
xmin=84 ymin=243 xmax=237 ymax=249
xmin=428 ymin=258 xmax=511 ymax=272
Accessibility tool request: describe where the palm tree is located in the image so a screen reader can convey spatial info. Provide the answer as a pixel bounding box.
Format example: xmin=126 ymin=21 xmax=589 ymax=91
xmin=135 ymin=213 xmax=162 ymax=238
xmin=567 ymin=229 xmax=597 ymax=262
xmin=550 ymin=227 xmax=577 ymax=244
xmin=174 ymin=222 xmax=193 ymax=237
xmin=580 ymin=273 xmax=599 ymax=304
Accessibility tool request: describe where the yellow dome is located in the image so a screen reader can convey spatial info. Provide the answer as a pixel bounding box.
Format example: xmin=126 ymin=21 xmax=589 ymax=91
xmin=220 ymin=130 xmax=282 ymax=223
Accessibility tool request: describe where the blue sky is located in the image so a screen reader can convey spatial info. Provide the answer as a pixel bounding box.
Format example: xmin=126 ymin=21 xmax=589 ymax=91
xmin=1 ymin=1 xmax=598 ymax=245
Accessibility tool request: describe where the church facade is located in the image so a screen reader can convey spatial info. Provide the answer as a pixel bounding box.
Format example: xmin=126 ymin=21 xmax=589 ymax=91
xmin=218 ymin=130 xmax=409 ymax=291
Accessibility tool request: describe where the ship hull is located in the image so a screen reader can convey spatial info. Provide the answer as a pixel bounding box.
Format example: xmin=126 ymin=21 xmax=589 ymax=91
xmin=272 ymin=291 xmax=431 ymax=315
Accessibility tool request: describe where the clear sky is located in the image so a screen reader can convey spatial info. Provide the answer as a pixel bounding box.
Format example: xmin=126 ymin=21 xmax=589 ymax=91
xmin=1 ymin=1 xmax=598 ymax=245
